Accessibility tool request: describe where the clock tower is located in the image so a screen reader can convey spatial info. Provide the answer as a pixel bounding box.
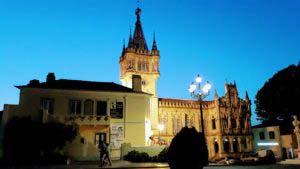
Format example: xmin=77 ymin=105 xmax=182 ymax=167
xmin=119 ymin=7 xmax=160 ymax=130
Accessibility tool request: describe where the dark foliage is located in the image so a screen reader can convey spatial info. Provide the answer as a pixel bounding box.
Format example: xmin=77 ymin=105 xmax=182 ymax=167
xmin=167 ymin=127 xmax=208 ymax=169
xmin=2 ymin=117 xmax=78 ymax=165
xmin=255 ymin=63 xmax=300 ymax=127
xmin=157 ymin=147 xmax=168 ymax=162
xmin=124 ymin=150 xmax=150 ymax=162
xmin=260 ymin=150 xmax=276 ymax=164
xmin=124 ymin=148 xmax=168 ymax=162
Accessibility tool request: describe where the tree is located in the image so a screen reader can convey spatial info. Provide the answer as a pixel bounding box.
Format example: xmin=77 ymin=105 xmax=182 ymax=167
xmin=167 ymin=127 xmax=208 ymax=169
xmin=2 ymin=117 xmax=78 ymax=165
xmin=255 ymin=63 xmax=300 ymax=126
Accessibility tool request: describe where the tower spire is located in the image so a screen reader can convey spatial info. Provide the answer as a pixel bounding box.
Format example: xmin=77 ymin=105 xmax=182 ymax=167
xmin=245 ymin=90 xmax=249 ymax=101
xmin=151 ymin=32 xmax=159 ymax=55
xmin=132 ymin=5 xmax=149 ymax=53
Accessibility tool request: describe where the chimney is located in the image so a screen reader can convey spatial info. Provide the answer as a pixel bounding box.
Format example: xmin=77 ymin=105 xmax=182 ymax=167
xmin=132 ymin=75 xmax=142 ymax=92
xmin=46 ymin=73 xmax=56 ymax=83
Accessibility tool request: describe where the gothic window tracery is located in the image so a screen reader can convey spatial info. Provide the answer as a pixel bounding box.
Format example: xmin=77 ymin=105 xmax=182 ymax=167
xmin=222 ymin=117 xmax=228 ymax=129
xmin=159 ymin=115 xmax=168 ymax=135
xmin=127 ymin=59 xmax=135 ymax=70
xmin=172 ymin=115 xmax=182 ymax=135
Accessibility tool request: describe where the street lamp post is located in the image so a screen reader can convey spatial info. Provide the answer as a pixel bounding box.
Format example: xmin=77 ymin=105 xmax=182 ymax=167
xmin=189 ymin=74 xmax=211 ymax=137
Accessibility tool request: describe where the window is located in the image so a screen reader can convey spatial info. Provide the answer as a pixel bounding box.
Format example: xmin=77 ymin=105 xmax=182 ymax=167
xmin=223 ymin=139 xmax=230 ymax=153
xmin=97 ymin=101 xmax=107 ymax=116
xmin=138 ymin=61 xmax=142 ymax=71
xmin=233 ymin=138 xmax=239 ymax=152
xmin=231 ymin=118 xmax=236 ymax=128
xmin=172 ymin=117 xmax=182 ymax=135
xmin=222 ymin=118 xmax=228 ymax=129
xmin=127 ymin=59 xmax=135 ymax=70
xmin=184 ymin=114 xmax=188 ymax=127
xmin=214 ymin=140 xmax=219 ymax=153
xmin=269 ymin=131 xmax=275 ymax=139
xmin=110 ymin=102 xmax=123 ymax=118
xmin=152 ymin=63 xmax=157 ymax=72
xmin=212 ymin=119 xmax=216 ymax=130
xmin=40 ymin=98 xmax=54 ymax=114
xmin=240 ymin=118 xmax=245 ymax=128
xmin=69 ymin=100 xmax=81 ymax=115
xmin=84 ymin=99 xmax=94 ymax=115
xmin=242 ymin=138 xmax=247 ymax=149
xmin=259 ymin=131 xmax=265 ymax=140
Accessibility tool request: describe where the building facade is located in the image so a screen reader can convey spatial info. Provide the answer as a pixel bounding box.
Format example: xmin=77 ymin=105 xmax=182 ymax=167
xmin=2 ymin=74 xmax=151 ymax=160
xmin=120 ymin=7 xmax=253 ymax=160
xmin=252 ymin=124 xmax=298 ymax=160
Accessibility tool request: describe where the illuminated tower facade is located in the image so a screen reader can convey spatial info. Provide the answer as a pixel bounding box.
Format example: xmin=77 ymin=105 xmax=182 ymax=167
xmin=119 ymin=7 xmax=160 ymax=131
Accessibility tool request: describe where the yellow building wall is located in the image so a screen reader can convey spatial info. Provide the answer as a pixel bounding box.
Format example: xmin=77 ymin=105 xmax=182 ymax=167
xmin=4 ymin=88 xmax=151 ymax=160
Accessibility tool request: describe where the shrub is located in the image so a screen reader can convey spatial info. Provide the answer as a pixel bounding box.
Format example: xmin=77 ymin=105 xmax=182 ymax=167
xmin=2 ymin=117 xmax=78 ymax=165
xmin=124 ymin=148 xmax=169 ymax=162
xmin=124 ymin=150 xmax=150 ymax=162
xmin=167 ymin=127 xmax=208 ymax=169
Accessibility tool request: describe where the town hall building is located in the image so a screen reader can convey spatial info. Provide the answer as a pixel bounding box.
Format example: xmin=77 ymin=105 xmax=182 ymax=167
xmin=2 ymin=6 xmax=253 ymax=161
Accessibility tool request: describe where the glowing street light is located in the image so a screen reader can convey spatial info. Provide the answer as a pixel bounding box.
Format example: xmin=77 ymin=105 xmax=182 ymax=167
xmin=189 ymin=74 xmax=211 ymax=137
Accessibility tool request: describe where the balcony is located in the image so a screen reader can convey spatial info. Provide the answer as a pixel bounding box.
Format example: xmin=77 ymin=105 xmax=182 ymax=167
xmin=65 ymin=115 xmax=110 ymax=125
xmin=41 ymin=110 xmax=110 ymax=125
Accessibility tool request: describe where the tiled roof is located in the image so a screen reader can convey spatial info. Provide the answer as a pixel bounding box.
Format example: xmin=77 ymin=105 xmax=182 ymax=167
xmin=16 ymin=79 xmax=149 ymax=94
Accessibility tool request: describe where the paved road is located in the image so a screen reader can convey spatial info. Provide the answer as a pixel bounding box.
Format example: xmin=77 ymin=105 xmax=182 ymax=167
xmin=1 ymin=164 xmax=299 ymax=169
xmin=141 ymin=165 xmax=300 ymax=169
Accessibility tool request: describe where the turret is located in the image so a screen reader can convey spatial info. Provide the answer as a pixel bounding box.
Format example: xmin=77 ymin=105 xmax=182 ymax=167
xmin=151 ymin=33 xmax=159 ymax=56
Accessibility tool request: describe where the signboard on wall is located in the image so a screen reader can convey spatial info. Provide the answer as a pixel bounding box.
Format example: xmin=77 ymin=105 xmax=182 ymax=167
xmin=110 ymin=124 xmax=124 ymax=148
xmin=110 ymin=102 xmax=123 ymax=118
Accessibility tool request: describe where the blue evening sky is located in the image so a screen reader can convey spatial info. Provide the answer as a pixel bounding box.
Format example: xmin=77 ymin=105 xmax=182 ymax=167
xmin=1 ymin=0 xmax=299 ymax=125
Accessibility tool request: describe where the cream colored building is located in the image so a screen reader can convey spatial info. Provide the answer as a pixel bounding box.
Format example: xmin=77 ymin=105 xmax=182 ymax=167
xmin=2 ymin=73 xmax=151 ymax=160
xmin=252 ymin=124 xmax=298 ymax=160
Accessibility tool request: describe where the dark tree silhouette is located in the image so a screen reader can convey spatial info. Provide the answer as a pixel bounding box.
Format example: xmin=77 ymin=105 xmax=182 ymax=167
xmin=255 ymin=63 xmax=300 ymax=127
xmin=2 ymin=117 xmax=78 ymax=165
xmin=167 ymin=127 xmax=208 ymax=169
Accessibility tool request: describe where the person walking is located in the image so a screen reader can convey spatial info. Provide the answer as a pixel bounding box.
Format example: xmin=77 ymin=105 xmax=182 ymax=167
xmin=99 ymin=140 xmax=107 ymax=167
xmin=98 ymin=140 xmax=112 ymax=167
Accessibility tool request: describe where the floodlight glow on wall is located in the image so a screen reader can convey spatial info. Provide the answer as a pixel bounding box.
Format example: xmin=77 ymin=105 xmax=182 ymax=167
xmin=257 ymin=142 xmax=279 ymax=146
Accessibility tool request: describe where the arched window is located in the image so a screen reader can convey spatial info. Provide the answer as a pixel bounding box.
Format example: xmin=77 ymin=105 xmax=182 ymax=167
xmin=231 ymin=118 xmax=237 ymax=128
xmin=172 ymin=117 xmax=182 ymax=135
xmin=223 ymin=138 xmax=230 ymax=153
xmin=159 ymin=116 xmax=168 ymax=135
xmin=242 ymin=137 xmax=247 ymax=149
xmin=84 ymin=99 xmax=94 ymax=115
xmin=233 ymin=138 xmax=239 ymax=152
xmin=214 ymin=139 xmax=219 ymax=153
xmin=212 ymin=119 xmax=216 ymax=130
xmin=240 ymin=118 xmax=245 ymax=128
xmin=222 ymin=118 xmax=228 ymax=129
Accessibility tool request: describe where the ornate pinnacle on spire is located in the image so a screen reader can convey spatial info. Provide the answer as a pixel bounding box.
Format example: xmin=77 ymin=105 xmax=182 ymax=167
xmin=151 ymin=32 xmax=159 ymax=55
xmin=214 ymin=90 xmax=219 ymax=99
xmin=245 ymin=91 xmax=249 ymax=101
xmin=122 ymin=39 xmax=125 ymax=54
xmin=127 ymin=28 xmax=134 ymax=49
